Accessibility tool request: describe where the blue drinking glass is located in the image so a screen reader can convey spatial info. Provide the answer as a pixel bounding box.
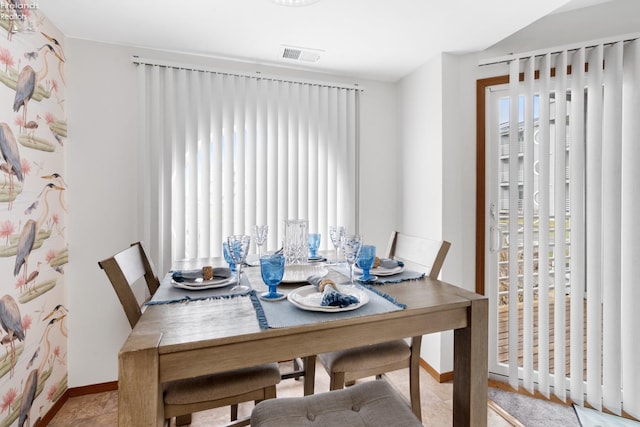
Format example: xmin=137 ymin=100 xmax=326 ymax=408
xmin=260 ymin=253 xmax=286 ymax=301
xmin=308 ymin=233 xmax=321 ymax=258
xmin=357 ymin=245 xmax=377 ymax=282
xmin=222 ymin=242 xmax=236 ymax=272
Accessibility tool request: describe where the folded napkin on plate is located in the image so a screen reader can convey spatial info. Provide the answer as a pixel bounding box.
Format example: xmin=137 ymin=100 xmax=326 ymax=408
xmin=378 ymin=258 xmax=404 ymax=269
xmin=171 ymin=268 xmax=231 ymax=283
xmin=307 ymin=275 xmax=360 ymax=308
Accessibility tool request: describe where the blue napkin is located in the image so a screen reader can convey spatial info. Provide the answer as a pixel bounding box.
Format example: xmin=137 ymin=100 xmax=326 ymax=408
xmin=307 ymin=275 xmax=360 ymax=308
xmin=379 ymin=258 xmax=404 ymax=269
xmin=171 ymin=268 xmax=231 ymax=283
xmin=321 ymin=285 xmax=359 ymax=307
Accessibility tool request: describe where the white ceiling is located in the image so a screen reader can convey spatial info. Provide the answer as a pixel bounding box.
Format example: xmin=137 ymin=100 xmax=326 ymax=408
xmin=38 ymin=0 xmax=612 ymax=82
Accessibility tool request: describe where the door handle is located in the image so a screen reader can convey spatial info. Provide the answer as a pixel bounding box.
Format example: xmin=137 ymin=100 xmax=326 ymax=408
xmin=489 ymin=226 xmax=502 ymax=253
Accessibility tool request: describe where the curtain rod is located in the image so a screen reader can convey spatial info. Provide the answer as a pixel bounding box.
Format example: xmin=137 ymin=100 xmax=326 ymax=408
xmin=479 ymin=31 xmax=640 ymax=66
xmin=131 ymin=55 xmax=363 ymax=91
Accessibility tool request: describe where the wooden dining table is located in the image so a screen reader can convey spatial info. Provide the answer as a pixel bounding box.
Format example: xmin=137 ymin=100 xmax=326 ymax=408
xmin=118 ymin=256 xmax=488 ymax=426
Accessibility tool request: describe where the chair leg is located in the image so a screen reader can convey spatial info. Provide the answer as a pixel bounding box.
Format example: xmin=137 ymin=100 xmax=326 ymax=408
xmin=292 ymin=358 xmax=303 ymax=380
xmin=409 ymin=336 xmax=422 ymax=421
xmin=231 ymin=404 xmax=239 ymax=421
xmin=329 ymin=372 xmax=346 ymax=390
xmin=175 ymin=413 xmax=192 ymax=426
xmin=409 ymin=367 xmax=422 ymax=421
xmin=303 ymin=356 xmax=316 ymax=396
xmin=264 ymin=384 xmax=277 ymax=400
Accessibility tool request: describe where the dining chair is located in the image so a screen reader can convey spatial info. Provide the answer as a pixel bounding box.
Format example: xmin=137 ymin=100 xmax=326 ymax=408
xmin=98 ymin=241 xmax=281 ymax=426
xmin=251 ymin=379 xmax=423 ymax=427
xmin=314 ymin=231 xmax=451 ymax=421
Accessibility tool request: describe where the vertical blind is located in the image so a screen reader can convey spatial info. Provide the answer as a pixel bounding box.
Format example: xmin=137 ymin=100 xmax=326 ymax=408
xmin=500 ymin=38 xmax=640 ymax=418
xmin=135 ymin=60 xmax=360 ymax=274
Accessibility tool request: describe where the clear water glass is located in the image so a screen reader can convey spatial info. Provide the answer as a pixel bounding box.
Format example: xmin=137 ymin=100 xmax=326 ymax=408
xmin=260 ymin=252 xmax=286 ymax=301
xmin=308 ymin=233 xmax=321 ymax=258
xmin=341 ymin=234 xmax=362 ymax=284
xmin=227 ymin=235 xmax=251 ymax=292
xmin=283 ymin=219 xmax=308 ymax=265
xmin=329 ymin=225 xmax=345 ymax=263
xmin=356 ymin=245 xmax=376 ymax=281
xmin=222 ymin=242 xmax=236 ymax=272
xmin=252 ymin=224 xmax=268 ymax=258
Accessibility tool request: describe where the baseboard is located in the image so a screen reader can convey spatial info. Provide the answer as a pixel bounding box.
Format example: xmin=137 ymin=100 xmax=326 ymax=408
xmin=38 ymin=381 xmax=118 ymax=426
xmin=420 ymin=358 xmax=454 ymax=383
xmin=68 ymin=380 xmax=119 ymax=397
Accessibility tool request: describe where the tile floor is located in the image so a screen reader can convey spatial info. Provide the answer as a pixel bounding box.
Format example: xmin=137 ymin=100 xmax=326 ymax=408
xmin=48 ymin=361 xmax=511 ymax=426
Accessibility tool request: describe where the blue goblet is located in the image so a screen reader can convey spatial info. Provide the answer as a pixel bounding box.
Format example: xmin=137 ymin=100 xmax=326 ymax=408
xmin=260 ymin=253 xmax=286 ymax=301
xmin=357 ymin=245 xmax=377 ymax=282
xmin=222 ymin=242 xmax=236 ymax=272
xmin=308 ymin=233 xmax=321 ymax=259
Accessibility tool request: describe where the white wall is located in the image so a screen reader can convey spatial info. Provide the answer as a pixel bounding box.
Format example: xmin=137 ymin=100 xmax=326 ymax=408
xmin=395 ymin=51 xmax=485 ymax=373
xmin=65 ymin=39 xmax=398 ymax=386
xmin=397 ymin=56 xmax=443 ymax=238
xmin=396 ymin=55 xmax=448 ymax=370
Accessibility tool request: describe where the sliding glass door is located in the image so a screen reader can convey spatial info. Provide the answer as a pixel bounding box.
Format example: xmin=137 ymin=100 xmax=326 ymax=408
xmin=485 ymin=80 xmax=572 ymax=394
xmin=481 ymin=43 xmax=640 ymax=420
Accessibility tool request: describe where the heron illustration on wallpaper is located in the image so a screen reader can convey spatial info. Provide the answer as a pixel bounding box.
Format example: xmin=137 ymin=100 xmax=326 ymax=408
xmin=13 ymin=44 xmax=62 ymax=130
xmin=0 ymin=123 xmax=23 ymax=209
xmin=0 ymin=14 xmax=68 ymax=427
xmin=13 ymin=183 xmax=64 ymax=298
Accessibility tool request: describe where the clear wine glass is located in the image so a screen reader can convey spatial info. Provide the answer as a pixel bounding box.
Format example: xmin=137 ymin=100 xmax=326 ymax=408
xmin=329 ymin=226 xmax=345 ymax=263
xmin=227 ymin=235 xmax=251 ymax=292
xmin=341 ymin=234 xmax=362 ymax=284
xmin=260 ymin=252 xmax=286 ymax=301
xmin=252 ymin=225 xmax=268 ymax=258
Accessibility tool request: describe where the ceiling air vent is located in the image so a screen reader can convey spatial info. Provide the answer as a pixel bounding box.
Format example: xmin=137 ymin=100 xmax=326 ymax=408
xmin=283 ymin=47 xmax=302 ymax=60
xmin=280 ymin=45 xmax=322 ymax=63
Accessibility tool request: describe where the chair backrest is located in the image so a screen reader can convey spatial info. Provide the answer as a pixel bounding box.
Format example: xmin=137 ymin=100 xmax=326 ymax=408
xmin=98 ymin=241 xmax=160 ymax=328
xmin=385 ymin=231 xmax=451 ymax=279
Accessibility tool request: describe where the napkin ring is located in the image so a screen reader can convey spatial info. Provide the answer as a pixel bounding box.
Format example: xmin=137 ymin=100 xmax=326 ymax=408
xmin=318 ymin=278 xmax=336 ymax=292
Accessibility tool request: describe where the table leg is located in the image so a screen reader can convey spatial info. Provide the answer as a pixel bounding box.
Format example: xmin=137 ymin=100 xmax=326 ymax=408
xmin=453 ymin=297 xmax=488 ymax=427
xmin=118 ymin=333 xmax=164 ymax=427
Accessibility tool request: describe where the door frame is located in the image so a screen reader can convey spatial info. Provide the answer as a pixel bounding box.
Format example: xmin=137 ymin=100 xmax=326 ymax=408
xmin=476 ymin=75 xmax=509 ymax=296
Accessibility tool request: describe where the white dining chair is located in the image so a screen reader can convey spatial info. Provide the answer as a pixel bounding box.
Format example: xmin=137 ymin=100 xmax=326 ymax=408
xmin=98 ymin=241 xmax=281 ymax=426
xmin=313 ymin=231 xmax=451 ymax=421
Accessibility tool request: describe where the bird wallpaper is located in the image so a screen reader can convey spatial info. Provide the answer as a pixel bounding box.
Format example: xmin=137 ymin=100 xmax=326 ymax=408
xmin=0 ymin=4 xmax=68 ymax=426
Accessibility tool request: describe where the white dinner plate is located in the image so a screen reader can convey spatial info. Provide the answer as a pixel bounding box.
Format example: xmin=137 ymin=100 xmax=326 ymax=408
xmin=287 ymin=284 xmax=369 ymax=312
xmin=354 ymin=264 xmax=404 ymax=276
xmin=282 ymin=264 xmax=328 ymax=283
xmin=171 ymin=276 xmax=235 ymax=290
